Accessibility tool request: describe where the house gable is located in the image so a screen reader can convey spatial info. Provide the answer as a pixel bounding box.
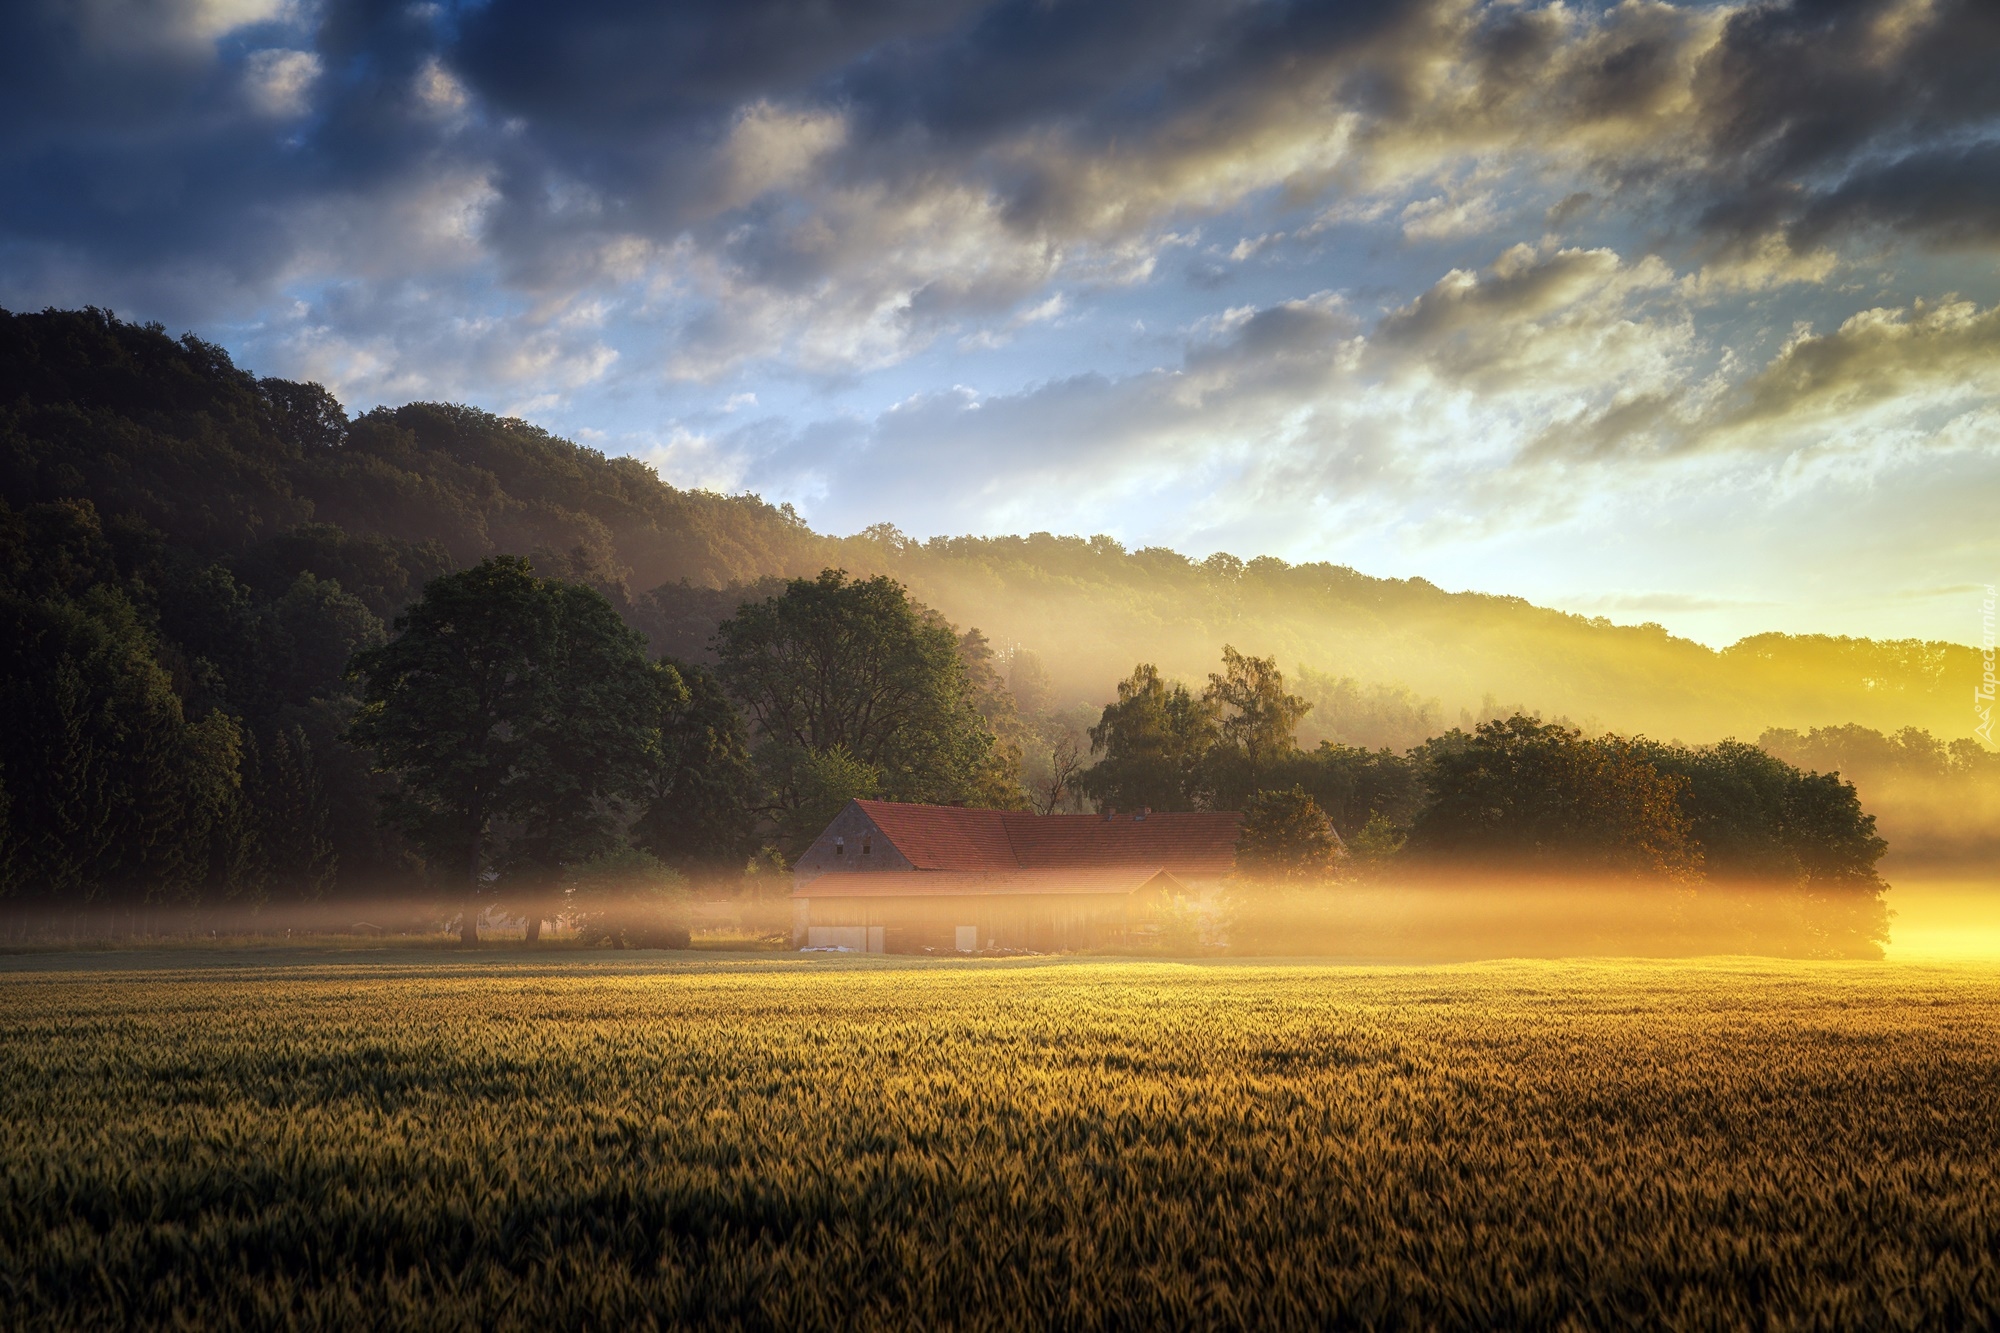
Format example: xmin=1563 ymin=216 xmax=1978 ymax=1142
xmin=791 ymin=802 xmax=917 ymax=883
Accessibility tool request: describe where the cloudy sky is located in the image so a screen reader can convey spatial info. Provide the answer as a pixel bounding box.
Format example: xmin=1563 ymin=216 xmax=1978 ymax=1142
xmin=5 ymin=0 xmax=1997 ymax=645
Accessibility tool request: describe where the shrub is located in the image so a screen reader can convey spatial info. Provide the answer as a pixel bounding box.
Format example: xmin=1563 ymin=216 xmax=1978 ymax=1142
xmin=1236 ymin=786 xmax=1344 ymax=883
xmin=566 ymin=849 xmax=690 ymax=949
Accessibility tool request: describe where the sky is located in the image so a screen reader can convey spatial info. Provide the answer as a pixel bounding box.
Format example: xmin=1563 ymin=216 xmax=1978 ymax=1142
xmin=3 ymin=0 xmax=1997 ymax=647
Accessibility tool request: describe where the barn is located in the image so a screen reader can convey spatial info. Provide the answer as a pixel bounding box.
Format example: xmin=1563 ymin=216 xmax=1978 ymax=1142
xmin=791 ymin=800 xmax=1244 ymax=953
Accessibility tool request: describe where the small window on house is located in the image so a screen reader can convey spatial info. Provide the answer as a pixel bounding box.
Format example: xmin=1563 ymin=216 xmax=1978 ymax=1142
xmin=834 ymin=838 xmax=845 ymax=856
xmin=862 ymin=837 xmax=872 ymax=855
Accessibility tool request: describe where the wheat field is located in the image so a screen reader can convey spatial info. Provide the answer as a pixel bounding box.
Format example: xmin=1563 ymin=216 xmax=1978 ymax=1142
xmin=2 ymin=949 xmax=1997 ymax=1329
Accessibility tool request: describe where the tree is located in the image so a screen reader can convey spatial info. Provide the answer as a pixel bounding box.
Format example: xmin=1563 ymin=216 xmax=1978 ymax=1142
xmin=1081 ymin=664 xmax=1218 ymax=812
xmin=1236 ymin=786 xmax=1343 ymax=883
xmin=956 ymin=627 xmax=1030 ymax=809
xmin=348 ymin=559 xmax=552 ymax=942
xmin=348 ymin=559 xmax=659 ymax=943
xmin=501 ymin=582 xmax=664 ymax=941
xmin=1203 ymin=646 xmax=1311 ymax=805
xmin=773 ymin=746 xmax=882 ymax=855
xmin=1271 ymin=742 xmax=1424 ymax=838
xmin=631 ymin=658 xmax=759 ymax=878
xmin=715 ymin=569 xmax=998 ymax=815
xmin=1637 ymin=739 xmax=1888 ymax=888
xmin=0 ymin=572 xmax=246 ymax=910
xmin=1032 ymin=728 xmax=1087 ymax=815
xmin=1407 ymin=716 xmax=1699 ymax=879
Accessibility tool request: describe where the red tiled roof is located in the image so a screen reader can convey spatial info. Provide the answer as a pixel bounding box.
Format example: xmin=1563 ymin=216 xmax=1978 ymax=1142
xmin=795 ymin=868 xmax=1184 ymax=898
xmin=849 ymin=800 xmax=1242 ymax=875
xmin=854 ymin=800 xmax=1017 ymax=870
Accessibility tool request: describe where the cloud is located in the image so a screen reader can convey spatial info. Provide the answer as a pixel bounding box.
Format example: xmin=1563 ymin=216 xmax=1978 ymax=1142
xmin=5 ymin=0 xmax=1994 ymax=387
xmin=1730 ymin=297 xmax=2000 ymax=431
xmin=1692 ymin=0 xmax=2000 ymax=254
xmin=766 ymin=243 xmax=1712 ymax=542
xmin=242 ymin=48 xmax=320 ymax=118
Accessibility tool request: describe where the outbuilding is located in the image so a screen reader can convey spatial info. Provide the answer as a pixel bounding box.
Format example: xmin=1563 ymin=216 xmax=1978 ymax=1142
xmin=792 ymin=799 xmax=1243 ymax=952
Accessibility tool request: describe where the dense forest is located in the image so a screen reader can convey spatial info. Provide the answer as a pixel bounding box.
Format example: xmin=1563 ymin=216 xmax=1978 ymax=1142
xmin=0 ymin=306 xmax=1984 ymax=931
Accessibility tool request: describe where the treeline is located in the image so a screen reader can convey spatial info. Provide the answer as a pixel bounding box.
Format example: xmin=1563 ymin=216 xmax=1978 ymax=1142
xmin=1759 ymin=725 xmax=2000 ymax=865
xmin=332 ymin=562 xmax=1039 ymax=940
xmin=1079 ymin=656 xmax=1886 ymax=887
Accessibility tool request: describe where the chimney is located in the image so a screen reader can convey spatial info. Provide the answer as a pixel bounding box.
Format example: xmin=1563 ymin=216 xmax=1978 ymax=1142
xmin=1136 ymin=807 xmax=1150 ymax=820
xmin=1102 ymin=807 xmax=1116 ymax=820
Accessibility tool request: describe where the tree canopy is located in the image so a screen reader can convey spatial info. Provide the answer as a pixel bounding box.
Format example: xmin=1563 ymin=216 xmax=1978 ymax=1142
xmin=715 ymin=570 xmax=1007 ymax=837
xmin=347 ymin=558 xmax=661 ymax=942
xmin=1406 ymin=717 xmax=1700 ymax=879
xmin=1236 ymin=787 xmax=1343 ymax=884
xmin=1081 ymin=664 xmax=1219 ymax=813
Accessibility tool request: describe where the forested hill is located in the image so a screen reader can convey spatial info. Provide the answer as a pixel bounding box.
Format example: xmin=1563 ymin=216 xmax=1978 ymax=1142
xmin=0 ymin=306 xmax=1981 ymax=745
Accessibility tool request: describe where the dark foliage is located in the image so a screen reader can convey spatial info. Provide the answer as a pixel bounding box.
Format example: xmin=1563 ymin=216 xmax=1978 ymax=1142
xmin=0 ymin=307 xmax=829 ymax=917
xmin=347 ymin=559 xmax=661 ymax=943
xmin=631 ymin=659 xmax=761 ymax=878
xmin=1408 ymin=717 xmax=1701 ymax=879
xmin=716 ymin=569 xmax=1005 ymax=829
xmin=1236 ymin=786 xmax=1343 ymax=883
xmin=1638 ymin=739 xmax=1887 ymax=887
xmin=1081 ymin=664 xmax=1218 ymax=812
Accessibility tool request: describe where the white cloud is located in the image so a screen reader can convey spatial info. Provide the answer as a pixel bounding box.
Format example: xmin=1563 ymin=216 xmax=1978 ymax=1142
xmin=243 ymin=48 xmax=320 ymax=117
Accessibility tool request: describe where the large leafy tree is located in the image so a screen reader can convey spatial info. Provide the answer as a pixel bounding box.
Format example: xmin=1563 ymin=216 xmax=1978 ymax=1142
xmin=1203 ymin=646 xmax=1312 ymax=807
xmin=1407 ymin=715 xmax=1699 ymax=879
xmin=631 ymin=657 xmax=760 ymax=878
xmin=348 ymin=559 xmax=550 ymax=941
xmin=715 ymin=569 xmax=998 ymax=820
xmin=348 ymin=558 xmax=659 ymax=943
xmin=1640 ymin=739 xmax=1886 ymax=887
xmin=1081 ymin=664 xmax=1219 ymax=812
xmin=501 ymin=582 xmax=664 ymax=939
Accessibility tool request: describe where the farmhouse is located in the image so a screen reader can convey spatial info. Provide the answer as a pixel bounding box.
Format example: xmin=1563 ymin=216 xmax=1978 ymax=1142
xmin=792 ymin=799 xmax=1244 ymax=953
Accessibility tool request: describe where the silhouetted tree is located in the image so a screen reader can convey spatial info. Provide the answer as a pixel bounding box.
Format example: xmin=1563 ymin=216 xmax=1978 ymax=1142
xmin=1236 ymin=786 xmax=1343 ymax=883
xmin=348 ymin=559 xmax=551 ymax=942
xmin=349 ymin=559 xmax=659 ymax=943
xmin=1637 ymin=739 xmax=1885 ymax=886
xmin=1203 ymin=646 xmax=1311 ymax=804
xmin=716 ymin=570 xmax=998 ymax=821
xmin=1081 ymin=664 xmax=1218 ymax=812
xmin=631 ymin=658 xmax=760 ymax=878
xmin=501 ymin=582 xmax=664 ymax=941
xmin=1408 ymin=716 xmax=1699 ymax=879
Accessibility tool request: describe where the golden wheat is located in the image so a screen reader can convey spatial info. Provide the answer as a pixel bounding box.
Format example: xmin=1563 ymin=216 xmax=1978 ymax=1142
xmin=1 ymin=950 xmax=1996 ymax=1329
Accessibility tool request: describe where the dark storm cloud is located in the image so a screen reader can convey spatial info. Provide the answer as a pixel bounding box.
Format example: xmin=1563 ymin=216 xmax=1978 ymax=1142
xmin=4 ymin=0 xmax=1998 ymax=350
xmin=1794 ymin=142 xmax=2000 ymax=252
xmin=0 ymin=0 xmax=479 ymax=317
xmin=1692 ymin=0 xmax=2000 ymax=251
xmin=454 ymin=0 xmax=981 ymax=133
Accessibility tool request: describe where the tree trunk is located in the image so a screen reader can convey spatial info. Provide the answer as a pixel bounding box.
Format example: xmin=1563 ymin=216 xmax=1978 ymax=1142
xmin=461 ymin=834 xmax=481 ymax=946
xmin=525 ymin=916 xmax=542 ymax=944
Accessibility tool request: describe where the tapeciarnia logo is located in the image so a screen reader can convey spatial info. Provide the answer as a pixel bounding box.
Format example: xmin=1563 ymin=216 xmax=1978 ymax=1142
xmin=1978 ymin=584 xmax=1996 ymax=746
